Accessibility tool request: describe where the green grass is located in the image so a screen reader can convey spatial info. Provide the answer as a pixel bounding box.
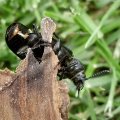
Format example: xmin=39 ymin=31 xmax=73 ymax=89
xmin=0 ymin=0 xmax=120 ymax=119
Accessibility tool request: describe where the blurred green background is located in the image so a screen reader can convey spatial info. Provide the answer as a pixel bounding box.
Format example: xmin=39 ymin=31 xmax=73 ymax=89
xmin=0 ymin=0 xmax=120 ymax=120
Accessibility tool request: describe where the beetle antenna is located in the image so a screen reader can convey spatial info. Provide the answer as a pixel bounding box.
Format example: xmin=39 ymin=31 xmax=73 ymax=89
xmin=53 ymin=33 xmax=58 ymax=38
xmin=32 ymin=24 xmax=41 ymax=37
xmin=85 ymin=70 xmax=110 ymax=81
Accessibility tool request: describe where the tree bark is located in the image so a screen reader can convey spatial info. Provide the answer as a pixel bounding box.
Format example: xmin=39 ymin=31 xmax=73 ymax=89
xmin=0 ymin=17 xmax=69 ymax=120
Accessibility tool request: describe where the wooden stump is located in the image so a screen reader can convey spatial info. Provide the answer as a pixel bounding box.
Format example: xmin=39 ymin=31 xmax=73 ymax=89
xmin=0 ymin=17 xmax=69 ymax=120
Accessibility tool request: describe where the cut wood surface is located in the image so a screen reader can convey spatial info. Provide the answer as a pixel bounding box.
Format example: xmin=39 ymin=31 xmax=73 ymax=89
xmin=0 ymin=17 xmax=69 ymax=120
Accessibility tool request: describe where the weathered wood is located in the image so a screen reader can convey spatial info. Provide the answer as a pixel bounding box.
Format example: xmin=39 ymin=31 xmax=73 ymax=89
xmin=0 ymin=17 xmax=69 ymax=120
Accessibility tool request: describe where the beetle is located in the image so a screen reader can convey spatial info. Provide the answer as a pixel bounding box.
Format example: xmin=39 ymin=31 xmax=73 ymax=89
xmin=5 ymin=22 xmax=110 ymax=93
xmin=52 ymin=34 xmax=110 ymax=93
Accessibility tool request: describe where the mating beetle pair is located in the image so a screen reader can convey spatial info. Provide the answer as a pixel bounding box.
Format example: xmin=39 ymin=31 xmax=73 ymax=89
xmin=5 ymin=23 xmax=110 ymax=93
